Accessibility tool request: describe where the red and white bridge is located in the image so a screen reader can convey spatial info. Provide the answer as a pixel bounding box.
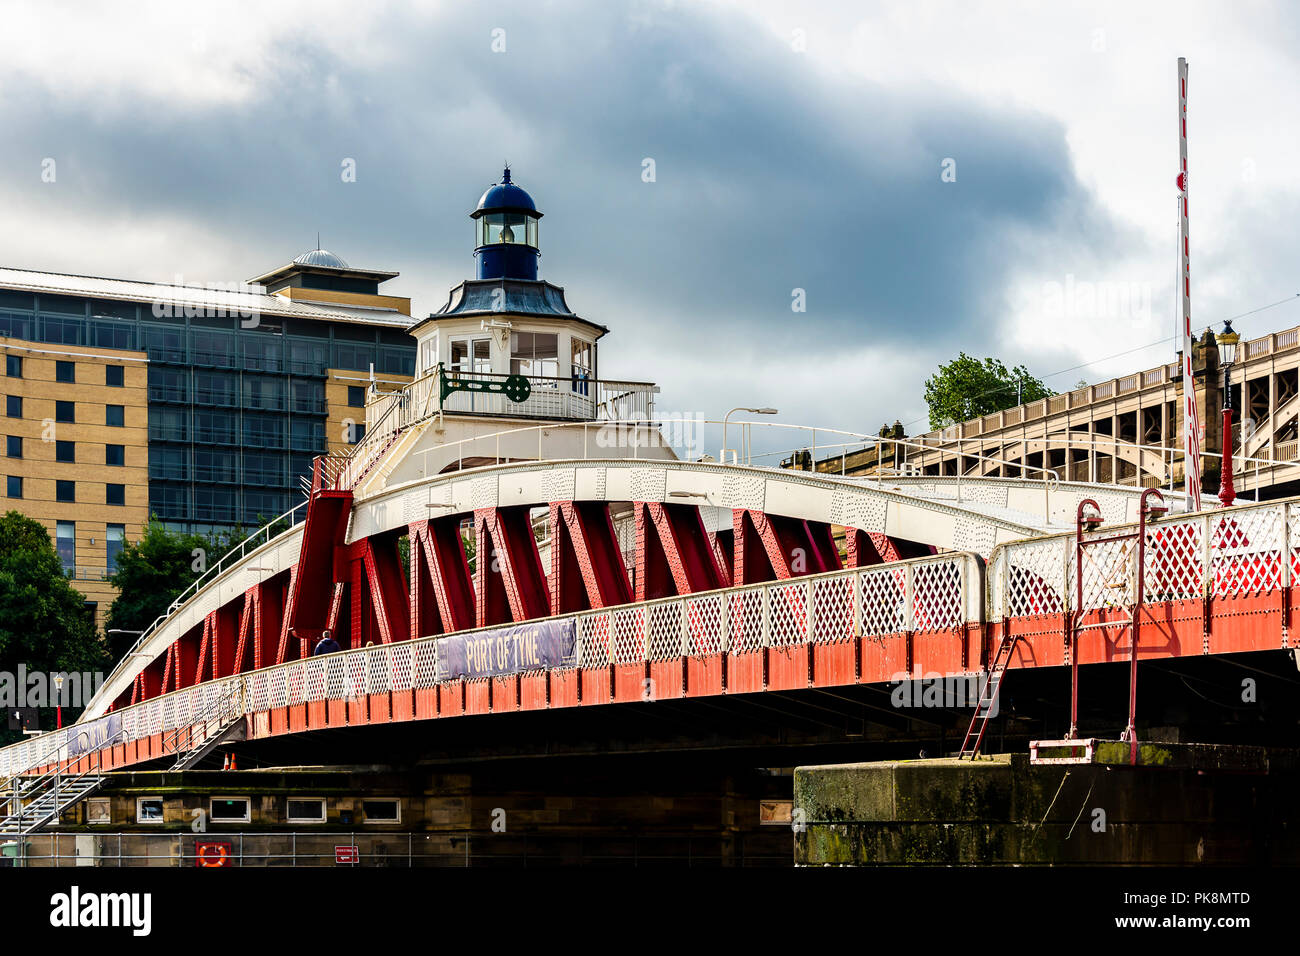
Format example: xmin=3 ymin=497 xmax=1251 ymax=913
xmin=6 ymin=409 xmax=1296 ymax=785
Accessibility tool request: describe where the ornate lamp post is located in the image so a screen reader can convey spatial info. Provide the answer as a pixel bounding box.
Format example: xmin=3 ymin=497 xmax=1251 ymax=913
xmin=1216 ymin=320 xmax=1240 ymax=507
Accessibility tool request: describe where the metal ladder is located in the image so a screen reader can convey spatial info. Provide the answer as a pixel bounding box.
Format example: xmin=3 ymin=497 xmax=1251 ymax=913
xmin=957 ymin=631 xmax=1019 ymax=759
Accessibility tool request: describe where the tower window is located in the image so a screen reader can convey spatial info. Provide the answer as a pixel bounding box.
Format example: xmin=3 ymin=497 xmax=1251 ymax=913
xmin=106 ymin=483 xmax=125 ymax=506
xmin=55 ymin=361 xmax=75 ymax=383
xmin=56 ymin=440 xmax=74 ymax=462
xmin=106 ymin=365 xmax=124 ymax=387
xmin=4 ymin=396 xmax=19 ymax=418
xmin=5 ymin=435 xmax=19 ymax=459
xmin=510 ymin=332 xmax=558 ymax=379
xmin=55 ymin=400 xmax=74 ymax=423
xmin=5 ymin=355 xmax=20 ymax=378
xmin=106 ymin=405 xmax=124 ymax=427
xmin=56 ymin=480 xmax=75 ymax=503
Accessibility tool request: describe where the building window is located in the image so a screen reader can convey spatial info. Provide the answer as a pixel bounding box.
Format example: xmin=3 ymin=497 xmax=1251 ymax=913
xmin=4 ymin=435 xmax=19 ymax=459
xmin=210 ymin=797 xmax=251 ymax=824
xmin=286 ymin=798 xmax=326 ymax=824
xmin=55 ymin=521 xmax=74 ymax=573
xmin=6 ymin=475 xmax=20 ymax=499
xmin=56 ymin=440 xmax=74 ymax=463
xmin=56 ymin=480 xmax=75 ymax=503
xmin=106 ymin=405 xmax=124 ymax=427
xmin=86 ymin=797 xmax=111 ymax=825
xmin=105 ymin=364 xmax=124 ymax=387
xmin=105 ymin=444 xmax=124 ymax=466
xmin=348 ymin=422 xmax=366 ymax=445
xmin=55 ymin=360 xmax=75 ymax=384
xmin=347 ymin=385 xmax=366 ymax=408
xmin=55 ymin=400 xmax=74 ymax=423
xmin=6 ymin=395 xmax=21 ymax=418
xmin=362 ymin=799 xmax=401 ymax=824
xmin=510 ymin=331 xmax=559 ymax=378
xmin=136 ymin=797 xmax=165 ymax=824
xmin=106 ymin=523 xmax=125 ymax=574
xmin=106 ymin=483 xmax=125 ymax=506
xmin=5 ymin=355 xmax=21 ymax=378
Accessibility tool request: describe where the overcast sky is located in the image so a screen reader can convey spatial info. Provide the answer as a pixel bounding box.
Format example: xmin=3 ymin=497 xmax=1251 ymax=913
xmin=1 ymin=0 xmax=1297 ymax=450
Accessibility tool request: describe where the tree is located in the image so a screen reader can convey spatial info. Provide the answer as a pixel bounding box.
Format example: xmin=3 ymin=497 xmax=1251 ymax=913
xmin=105 ymin=520 xmax=240 ymax=665
xmin=923 ymin=353 xmax=1053 ymax=430
xmin=0 ymin=511 xmax=108 ymax=743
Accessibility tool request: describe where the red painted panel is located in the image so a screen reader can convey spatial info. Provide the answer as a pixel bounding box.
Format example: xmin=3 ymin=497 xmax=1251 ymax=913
xmin=612 ymin=663 xmax=647 ymax=702
xmin=287 ymin=704 xmax=305 ymax=732
xmin=308 ymin=700 xmax=328 ymax=729
xmin=767 ymin=645 xmax=808 ymax=691
xmin=648 ymin=659 xmax=683 ymax=700
xmin=812 ymin=642 xmax=856 ymax=687
xmin=465 ymin=679 xmax=491 ymax=715
xmin=439 ymin=682 xmax=465 ymax=717
xmin=327 ymin=700 xmax=347 ymax=726
xmin=1008 ymin=615 xmax=1066 ymax=669
xmin=415 ymin=687 xmax=438 ymax=720
xmin=579 ymin=668 xmax=611 ymax=705
xmin=1208 ymin=593 xmax=1282 ymax=654
xmin=520 ymin=672 xmax=549 ymax=710
xmin=491 ymin=676 xmax=519 ymax=712
xmin=391 ymin=689 xmax=415 ymax=722
xmin=550 ymin=670 xmax=580 ymax=708
xmin=346 ymin=698 xmax=368 ymax=726
xmin=148 ymin=733 xmax=162 ymax=758
xmin=271 ymin=707 xmax=289 ymax=736
xmin=860 ymin=633 xmax=909 ymax=684
xmin=368 ymin=693 xmax=391 ymax=724
xmin=685 ymin=654 xmax=724 ymax=696
xmin=728 ymin=651 xmax=765 ymax=694
xmin=912 ymin=631 xmax=965 ymax=676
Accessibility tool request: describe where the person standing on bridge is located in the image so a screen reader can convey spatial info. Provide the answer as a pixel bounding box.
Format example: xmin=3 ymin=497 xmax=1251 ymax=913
xmin=313 ymin=630 xmax=341 ymax=656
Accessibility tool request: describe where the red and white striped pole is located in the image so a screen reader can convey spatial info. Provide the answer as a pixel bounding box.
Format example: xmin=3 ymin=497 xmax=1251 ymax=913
xmin=1177 ymin=57 xmax=1203 ymax=511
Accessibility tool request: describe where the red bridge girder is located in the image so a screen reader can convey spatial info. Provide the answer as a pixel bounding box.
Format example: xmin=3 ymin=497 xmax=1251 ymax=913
xmin=342 ymin=532 xmax=409 ymax=648
xmin=634 ymin=501 xmax=726 ymax=601
xmin=408 ymin=517 xmax=476 ymax=638
xmin=731 ymin=509 xmax=841 ymax=585
xmin=475 ymin=506 xmax=551 ymax=627
xmin=549 ymin=501 xmax=632 ymax=613
xmin=844 ymin=528 xmax=935 ymax=567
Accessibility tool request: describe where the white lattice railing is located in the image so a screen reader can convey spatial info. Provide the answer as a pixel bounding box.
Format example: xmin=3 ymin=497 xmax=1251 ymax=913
xmin=990 ymin=497 xmax=1296 ymax=619
xmin=0 ymin=552 xmax=979 ymax=780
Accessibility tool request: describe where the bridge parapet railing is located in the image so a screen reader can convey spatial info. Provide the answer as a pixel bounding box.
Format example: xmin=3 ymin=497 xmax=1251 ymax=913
xmin=989 ymin=497 xmax=1296 ymax=620
xmin=0 ymin=552 xmax=981 ymax=778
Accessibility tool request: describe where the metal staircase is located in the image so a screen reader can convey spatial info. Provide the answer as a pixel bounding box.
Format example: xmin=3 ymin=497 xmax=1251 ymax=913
xmin=1 ymin=766 xmax=105 ymax=836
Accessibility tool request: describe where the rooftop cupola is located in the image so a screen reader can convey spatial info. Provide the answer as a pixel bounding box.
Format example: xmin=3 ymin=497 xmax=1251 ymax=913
xmin=471 ymin=167 xmax=541 ymax=281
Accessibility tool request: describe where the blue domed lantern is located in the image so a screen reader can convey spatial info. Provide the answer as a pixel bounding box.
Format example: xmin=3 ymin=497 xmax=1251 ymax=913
xmin=471 ymin=167 xmax=541 ymax=281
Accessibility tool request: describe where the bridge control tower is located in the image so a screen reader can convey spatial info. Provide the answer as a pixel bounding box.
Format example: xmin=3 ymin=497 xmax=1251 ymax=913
xmin=359 ymin=169 xmax=668 ymax=488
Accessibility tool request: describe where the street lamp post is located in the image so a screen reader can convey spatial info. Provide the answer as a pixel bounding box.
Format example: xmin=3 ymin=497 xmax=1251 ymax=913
xmin=1217 ymin=320 xmax=1240 ymax=507
xmin=53 ymin=673 xmax=64 ymax=730
xmin=720 ymin=407 xmax=778 ymax=465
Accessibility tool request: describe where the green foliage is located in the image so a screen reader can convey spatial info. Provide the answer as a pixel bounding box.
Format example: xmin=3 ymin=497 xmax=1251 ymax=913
xmin=0 ymin=510 xmax=108 ymax=743
xmin=105 ymin=520 xmax=241 ymax=664
xmin=923 ymin=353 xmax=1054 ymax=430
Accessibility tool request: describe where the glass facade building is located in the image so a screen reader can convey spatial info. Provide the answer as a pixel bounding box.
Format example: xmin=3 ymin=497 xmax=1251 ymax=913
xmin=0 ymin=256 xmax=415 ymax=538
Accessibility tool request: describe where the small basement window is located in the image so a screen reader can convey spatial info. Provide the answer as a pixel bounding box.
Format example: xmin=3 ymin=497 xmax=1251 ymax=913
xmin=136 ymin=798 xmax=164 ymax=824
xmin=286 ymin=798 xmax=327 ymax=824
xmin=362 ymin=799 xmax=401 ymax=824
xmin=210 ymin=797 xmax=251 ymax=824
xmin=86 ymin=797 xmax=111 ymax=825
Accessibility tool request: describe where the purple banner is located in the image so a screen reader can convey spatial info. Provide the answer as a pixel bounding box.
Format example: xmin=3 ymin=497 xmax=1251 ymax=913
xmin=436 ymin=619 xmax=576 ymax=680
xmin=68 ymin=712 xmax=122 ymax=757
